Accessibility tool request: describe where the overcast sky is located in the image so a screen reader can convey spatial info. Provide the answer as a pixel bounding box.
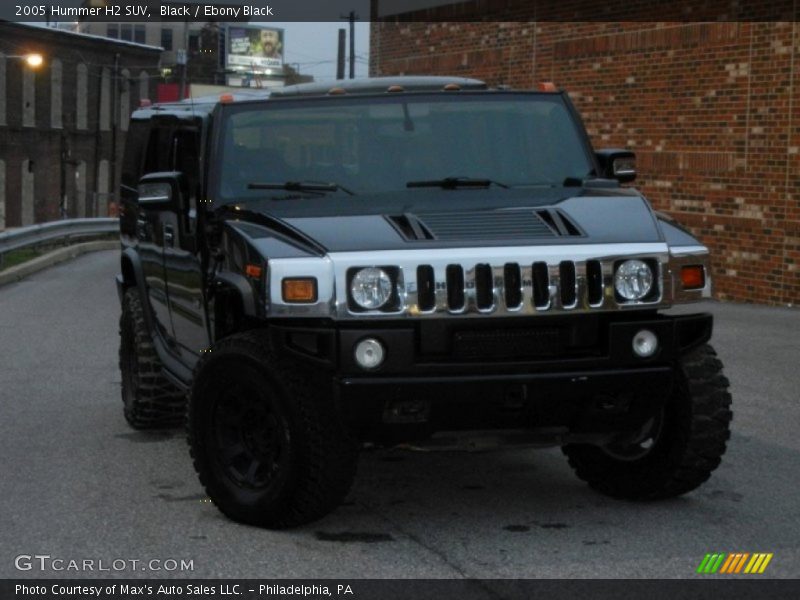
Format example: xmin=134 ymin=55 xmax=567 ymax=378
xmin=270 ymin=21 xmax=370 ymax=81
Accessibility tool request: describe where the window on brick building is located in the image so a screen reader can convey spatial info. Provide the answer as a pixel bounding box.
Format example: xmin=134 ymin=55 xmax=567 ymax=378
xmin=76 ymin=63 xmax=88 ymax=130
xmin=161 ymin=27 xmax=173 ymax=50
xmin=120 ymin=24 xmax=133 ymax=42
xmin=107 ymin=24 xmax=119 ymax=39
xmin=0 ymin=54 xmax=6 ymax=127
xmin=0 ymin=159 xmax=5 ymax=229
xmin=50 ymin=58 xmax=62 ymax=129
xmin=134 ymin=25 xmax=146 ymax=44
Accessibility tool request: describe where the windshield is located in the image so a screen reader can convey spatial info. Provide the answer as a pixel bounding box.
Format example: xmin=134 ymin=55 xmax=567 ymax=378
xmin=216 ymin=94 xmax=594 ymax=201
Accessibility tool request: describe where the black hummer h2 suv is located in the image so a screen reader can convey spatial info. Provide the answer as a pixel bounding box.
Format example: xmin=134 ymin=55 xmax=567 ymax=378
xmin=117 ymin=77 xmax=732 ymax=528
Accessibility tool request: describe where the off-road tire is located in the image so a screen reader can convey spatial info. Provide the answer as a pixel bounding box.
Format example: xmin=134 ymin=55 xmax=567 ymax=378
xmin=187 ymin=330 xmax=358 ymax=529
xmin=563 ymin=344 xmax=732 ymax=500
xmin=119 ymin=288 xmax=186 ymax=429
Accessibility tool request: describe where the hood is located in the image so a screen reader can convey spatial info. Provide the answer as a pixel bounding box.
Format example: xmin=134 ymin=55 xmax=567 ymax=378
xmin=270 ymin=195 xmax=664 ymax=253
xmin=228 ymin=189 xmax=664 ymax=256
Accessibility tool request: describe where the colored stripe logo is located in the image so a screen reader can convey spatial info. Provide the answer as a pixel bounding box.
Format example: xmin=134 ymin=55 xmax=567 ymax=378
xmin=697 ymin=553 xmax=773 ymax=574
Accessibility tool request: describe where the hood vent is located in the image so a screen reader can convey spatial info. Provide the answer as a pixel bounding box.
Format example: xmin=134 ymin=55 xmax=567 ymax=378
xmin=386 ymin=213 xmax=435 ymax=241
xmin=535 ymin=209 xmax=582 ymax=237
xmin=387 ymin=209 xmax=583 ymax=242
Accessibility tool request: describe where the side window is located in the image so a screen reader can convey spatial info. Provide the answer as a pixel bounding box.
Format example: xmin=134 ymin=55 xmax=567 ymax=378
xmin=121 ymin=120 xmax=150 ymax=189
xmin=170 ymin=129 xmax=201 ymax=237
xmin=142 ymin=125 xmax=173 ymax=175
xmin=170 ymin=129 xmax=201 ymax=201
xmin=171 ymin=130 xmax=199 ymax=179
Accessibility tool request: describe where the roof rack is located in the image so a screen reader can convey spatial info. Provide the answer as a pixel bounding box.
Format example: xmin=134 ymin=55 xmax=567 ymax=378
xmin=270 ymin=76 xmax=488 ymax=98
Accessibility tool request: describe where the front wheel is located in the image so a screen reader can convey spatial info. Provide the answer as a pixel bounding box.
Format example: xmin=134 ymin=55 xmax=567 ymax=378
xmin=563 ymin=344 xmax=733 ymax=500
xmin=187 ymin=331 xmax=358 ymax=528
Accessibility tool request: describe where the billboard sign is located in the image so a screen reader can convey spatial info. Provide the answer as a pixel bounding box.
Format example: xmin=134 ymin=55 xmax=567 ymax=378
xmin=227 ymin=26 xmax=284 ymax=71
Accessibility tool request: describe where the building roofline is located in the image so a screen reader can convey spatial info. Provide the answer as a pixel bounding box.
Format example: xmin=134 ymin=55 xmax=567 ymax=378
xmin=0 ymin=21 xmax=164 ymax=52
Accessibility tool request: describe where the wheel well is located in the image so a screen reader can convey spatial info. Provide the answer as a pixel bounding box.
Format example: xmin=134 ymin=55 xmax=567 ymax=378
xmin=121 ymin=256 xmax=136 ymax=288
xmin=214 ymin=284 xmax=247 ymax=340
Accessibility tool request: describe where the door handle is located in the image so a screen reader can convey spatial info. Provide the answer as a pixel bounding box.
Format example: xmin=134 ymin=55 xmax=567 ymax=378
xmin=163 ymin=224 xmax=175 ymax=247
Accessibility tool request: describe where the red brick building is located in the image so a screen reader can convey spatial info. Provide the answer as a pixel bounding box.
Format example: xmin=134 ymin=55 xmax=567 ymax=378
xmin=370 ymin=1 xmax=799 ymax=305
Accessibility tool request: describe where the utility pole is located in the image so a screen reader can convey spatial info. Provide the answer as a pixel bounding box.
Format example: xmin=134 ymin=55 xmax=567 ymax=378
xmin=336 ymin=28 xmax=346 ymax=80
xmin=340 ymin=11 xmax=358 ymax=79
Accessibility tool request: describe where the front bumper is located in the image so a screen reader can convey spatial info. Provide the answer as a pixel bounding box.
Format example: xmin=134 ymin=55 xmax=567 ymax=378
xmin=269 ymin=312 xmax=712 ymax=442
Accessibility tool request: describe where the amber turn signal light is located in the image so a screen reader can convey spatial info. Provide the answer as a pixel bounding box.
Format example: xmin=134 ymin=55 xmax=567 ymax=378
xmin=245 ymin=264 xmax=262 ymax=278
xmin=282 ymin=278 xmax=318 ymax=303
xmin=681 ymin=265 xmax=705 ymax=290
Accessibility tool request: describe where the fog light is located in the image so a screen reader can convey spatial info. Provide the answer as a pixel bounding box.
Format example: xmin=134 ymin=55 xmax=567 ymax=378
xmin=632 ymin=329 xmax=658 ymax=358
xmin=354 ymin=338 xmax=385 ymax=370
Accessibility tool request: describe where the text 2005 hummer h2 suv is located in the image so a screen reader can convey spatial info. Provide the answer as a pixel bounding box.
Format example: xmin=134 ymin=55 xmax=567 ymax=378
xmin=117 ymin=77 xmax=732 ymax=528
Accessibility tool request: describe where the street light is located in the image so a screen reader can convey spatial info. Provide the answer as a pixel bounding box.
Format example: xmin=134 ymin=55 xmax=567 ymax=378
xmin=25 ymin=54 xmax=44 ymax=68
xmin=7 ymin=54 xmax=45 ymax=68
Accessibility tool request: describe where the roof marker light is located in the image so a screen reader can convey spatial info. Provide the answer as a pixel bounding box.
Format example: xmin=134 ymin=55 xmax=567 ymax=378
xmin=443 ymin=83 xmax=462 ymax=91
xmin=219 ymin=93 xmax=234 ymax=103
xmin=387 ymin=85 xmax=405 ymax=93
xmin=327 ymin=87 xmax=347 ymax=95
xmin=537 ymin=81 xmax=558 ymax=92
xmin=139 ymin=99 xmax=152 ymax=108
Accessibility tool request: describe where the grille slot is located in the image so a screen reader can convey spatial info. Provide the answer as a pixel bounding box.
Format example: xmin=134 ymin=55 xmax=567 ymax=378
xmin=560 ymin=261 xmax=577 ymax=307
xmin=417 ymin=264 xmax=435 ymax=311
xmin=446 ymin=264 xmax=465 ymax=311
xmin=503 ymin=263 xmax=522 ymax=308
xmin=587 ymin=260 xmax=604 ymax=305
xmin=532 ymin=262 xmax=550 ymax=308
xmin=475 ymin=264 xmax=494 ymax=309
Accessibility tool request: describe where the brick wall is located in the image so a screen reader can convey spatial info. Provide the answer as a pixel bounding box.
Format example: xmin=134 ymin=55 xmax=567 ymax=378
xmin=371 ymin=5 xmax=800 ymax=305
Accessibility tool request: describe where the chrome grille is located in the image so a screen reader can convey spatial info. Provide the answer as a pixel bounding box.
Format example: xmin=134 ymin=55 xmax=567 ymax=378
xmin=269 ymin=243 xmax=674 ymax=319
xmin=389 ymin=254 xmax=665 ymax=317
xmin=265 ymin=242 xmax=704 ymax=319
xmin=411 ymin=259 xmax=612 ymax=315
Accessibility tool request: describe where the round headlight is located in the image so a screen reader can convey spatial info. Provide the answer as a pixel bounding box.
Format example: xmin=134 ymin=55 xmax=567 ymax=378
xmin=614 ymin=259 xmax=654 ymax=301
xmin=350 ymin=267 xmax=393 ymax=310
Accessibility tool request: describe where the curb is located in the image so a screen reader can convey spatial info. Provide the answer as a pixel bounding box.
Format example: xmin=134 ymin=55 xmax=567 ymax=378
xmin=0 ymin=240 xmax=119 ymax=287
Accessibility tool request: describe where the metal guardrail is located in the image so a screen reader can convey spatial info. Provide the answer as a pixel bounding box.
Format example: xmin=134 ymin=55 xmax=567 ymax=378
xmin=0 ymin=218 xmax=119 ymax=268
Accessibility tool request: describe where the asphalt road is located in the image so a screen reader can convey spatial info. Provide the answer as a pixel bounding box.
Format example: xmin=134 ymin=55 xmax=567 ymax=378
xmin=0 ymin=250 xmax=798 ymax=580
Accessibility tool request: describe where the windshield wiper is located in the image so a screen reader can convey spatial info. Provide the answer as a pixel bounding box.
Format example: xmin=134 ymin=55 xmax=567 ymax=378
xmin=406 ymin=176 xmax=509 ymax=189
xmin=247 ymin=181 xmax=356 ymax=196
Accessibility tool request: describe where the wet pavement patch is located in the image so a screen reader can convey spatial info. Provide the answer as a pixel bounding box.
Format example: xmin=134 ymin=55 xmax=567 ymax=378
xmin=155 ymin=493 xmax=207 ymax=503
xmin=704 ymin=489 xmax=744 ymax=502
xmin=504 ymin=525 xmax=531 ymax=532
xmin=538 ymin=522 xmax=569 ymax=529
xmin=115 ymin=431 xmax=176 ymax=443
xmin=315 ymin=531 xmax=395 ymax=543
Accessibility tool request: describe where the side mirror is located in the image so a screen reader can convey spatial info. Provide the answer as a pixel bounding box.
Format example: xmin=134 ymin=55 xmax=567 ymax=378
xmin=595 ymin=149 xmax=636 ymax=183
xmin=137 ymin=172 xmax=186 ymax=210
